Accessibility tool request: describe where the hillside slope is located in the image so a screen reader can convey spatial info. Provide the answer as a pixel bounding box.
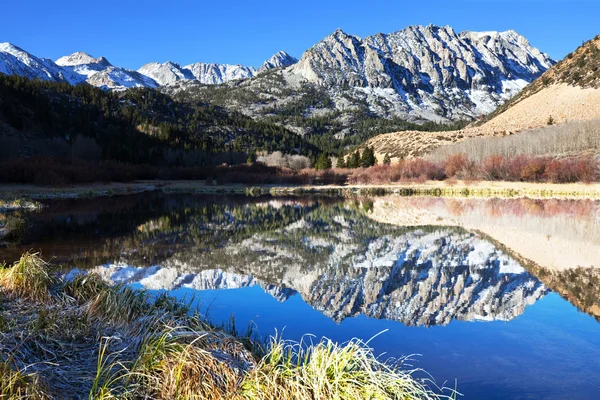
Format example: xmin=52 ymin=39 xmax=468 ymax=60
xmin=477 ymin=35 xmax=600 ymax=132
xmin=0 ymin=74 xmax=315 ymax=165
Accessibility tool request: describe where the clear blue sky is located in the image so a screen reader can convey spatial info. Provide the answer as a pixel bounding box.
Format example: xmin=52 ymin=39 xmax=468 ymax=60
xmin=1 ymin=0 xmax=598 ymax=69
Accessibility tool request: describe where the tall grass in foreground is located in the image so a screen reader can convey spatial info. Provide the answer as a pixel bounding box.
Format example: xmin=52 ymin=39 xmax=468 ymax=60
xmin=0 ymin=359 xmax=49 ymax=399
xmin=0 ymin=252 xmax=55 ymax=302
xmin=242 ymin=334 xmax=450 ymax=400
xmin=0 ymin=253 xmax=451 ymax=400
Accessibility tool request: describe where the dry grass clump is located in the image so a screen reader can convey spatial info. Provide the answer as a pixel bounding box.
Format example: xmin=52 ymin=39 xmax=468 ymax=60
xmin=0 ymin=252 xmax=55 ymax=303
xmin=64 ymin=274 xmax=150 ymax=326
xmin=0 ymin=253 xmax=450 ymax=400
xmin=0 ymin=358 xmax=49 ymax=399
xmin=242 ymin=335 xmax=450 ymax=400
xmin=128 ymin=323 xmax=253 ymax=399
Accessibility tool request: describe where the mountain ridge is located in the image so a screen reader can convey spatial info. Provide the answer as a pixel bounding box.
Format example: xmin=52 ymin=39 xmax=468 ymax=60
xmin=0 ymin=26 xmax=556 ymax=156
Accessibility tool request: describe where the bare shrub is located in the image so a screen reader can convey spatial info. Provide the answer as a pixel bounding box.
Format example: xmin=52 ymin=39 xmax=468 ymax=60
xmin=427 ymin=120 xmax=600 ymax=162
xmin=256 ymin=152 xmax=311 ymax=171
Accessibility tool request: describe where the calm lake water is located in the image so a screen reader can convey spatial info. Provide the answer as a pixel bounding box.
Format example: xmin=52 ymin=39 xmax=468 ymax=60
xmin=1 ymin=193 xmax=599 ymax=399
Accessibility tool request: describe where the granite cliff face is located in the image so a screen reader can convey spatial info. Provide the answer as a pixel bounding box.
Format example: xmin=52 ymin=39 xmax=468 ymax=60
xmin=289 ymin=26 xmax=553 ymax=117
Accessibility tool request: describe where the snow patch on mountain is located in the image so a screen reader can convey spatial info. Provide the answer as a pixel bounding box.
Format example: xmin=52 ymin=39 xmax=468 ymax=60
xmin=0 ymin=42 xmax=82 ymax=84
xmin=287 ymin=25 xmax=554 ymax=119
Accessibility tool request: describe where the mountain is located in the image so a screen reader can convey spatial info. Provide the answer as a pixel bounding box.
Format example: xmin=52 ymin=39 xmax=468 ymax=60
xmin=138 ymin=50 xmax=297 ymax=86
xmin=0 ymin=72 xmax=313 ymax=167
xmin=0 ymin=42 xmax=81 ymax=84
xmin=183 ymin=62 xmax=255 ymax=85
xmin=359 ymin=34 xmax=600 ymax=162
xmin=0 ymin=26 xmax=555 ymax=156
xmin=257 ymin=51 xmax=298 ymax=74
xmin=162 ymin=25 xmax=552 ymax=151
xmin=56 ymin=51 xmax=158 ymax=90
xmin=137 ymin=61 xmax=195 ymax=85
xmin=290 ymin=26 xmax=553 ymax=118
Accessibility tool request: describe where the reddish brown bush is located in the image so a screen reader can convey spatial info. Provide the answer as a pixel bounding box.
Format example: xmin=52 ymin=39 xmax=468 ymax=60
xmin=481 ymin=155 xmax=507 ymax=180
xmin=444 ymin=154 xmax=472 ymax=179
xmin=544 ymin=157 xmax=597 ymax=183
xmin=0 ymin=153 xmax=597 ymax=186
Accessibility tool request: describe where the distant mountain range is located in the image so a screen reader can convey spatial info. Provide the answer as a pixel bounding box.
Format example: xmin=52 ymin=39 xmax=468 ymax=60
xmin=0 ymin=41 xmax=296 ymax=90
xmin=0 ymin=25 xmax=552 ymax=120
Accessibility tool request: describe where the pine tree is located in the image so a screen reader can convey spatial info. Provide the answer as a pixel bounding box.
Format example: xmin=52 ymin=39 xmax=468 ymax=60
xmin=360 ymin=146 xmax=376 ymax=168
xmin=335 ymin=156 xmax=346 ymax=169
xmin=348 ymin=151 xmax=361 ymax=168
xmin=383 ymin=153 xmax=391 ymax=165
xmin=315 ymin=153 xmax=332 ymax=170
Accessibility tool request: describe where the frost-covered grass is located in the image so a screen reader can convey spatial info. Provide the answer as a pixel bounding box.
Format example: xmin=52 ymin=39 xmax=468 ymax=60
xmin=0 ymin=253 xmax=451 ymax=400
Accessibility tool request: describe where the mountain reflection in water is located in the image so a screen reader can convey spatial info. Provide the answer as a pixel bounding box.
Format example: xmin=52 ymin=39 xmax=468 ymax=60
xmin=82 ymin=225 xmax=547 ymax=327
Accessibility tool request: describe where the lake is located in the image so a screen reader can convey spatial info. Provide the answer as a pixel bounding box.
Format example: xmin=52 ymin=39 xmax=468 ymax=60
xmin=1 ymin=193 xmax=599 ymax=399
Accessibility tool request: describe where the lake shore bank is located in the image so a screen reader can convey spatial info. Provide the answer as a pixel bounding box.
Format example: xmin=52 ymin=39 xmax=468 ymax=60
xmin=2 ymin=180 xmax=600 ymax=201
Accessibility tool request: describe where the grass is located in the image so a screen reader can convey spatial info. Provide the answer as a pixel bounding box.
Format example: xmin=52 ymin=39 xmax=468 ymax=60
xmin=242 ymin=334 xmax=448 ymax=400
xmin=0 ymin=199 xmax=41 ymax=212
xmin=0 ymin=358 xmax=49 ymax=399
xmin=0 ymin=253 xmax=452 ymax=399
xmin=0 ymin=252 xmax=55 ymax=303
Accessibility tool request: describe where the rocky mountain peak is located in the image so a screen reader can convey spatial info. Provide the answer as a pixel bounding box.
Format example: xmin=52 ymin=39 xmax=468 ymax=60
xmin=137 ymin=61 xmax=194 ymax=85
xmin=287 ymin=25 xmax=554 ymax=118
xmin=56 ymin=52 xmax=112 ymax=67
xmin=257 ymin=50 xmax=298 ymax=74
xmin=183 ymin=62 xmax=255 ymax=85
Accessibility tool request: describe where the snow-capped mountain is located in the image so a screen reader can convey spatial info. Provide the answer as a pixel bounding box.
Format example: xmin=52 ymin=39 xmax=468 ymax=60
xmin=137 ymin=61 xmax=195 ymax=85
xmin=55 ymin=51 xmax=112 ymax=80
xmin=56 ymin=51 xmax=158 ymax=90
xmin=257 ymin=51 xmax=298 ymax=74
xmin=183 ymin=62 xmax=255 ymax=85
xmin=137 ymin=50 xmax=297 ymax=85
xmin=1 ymin=25 xmax=552 ymax=119
xmin=289 ymin=25 xmax=554 ymax=116
xmin=0 ymin=42 xmax=300 ymax=90
xmin=0 ymin=42 xmax=81 ymax=84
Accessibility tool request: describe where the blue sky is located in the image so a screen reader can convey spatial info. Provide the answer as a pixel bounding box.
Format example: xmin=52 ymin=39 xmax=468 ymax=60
xmin=1 ymin=0 xmax=598 ymax=69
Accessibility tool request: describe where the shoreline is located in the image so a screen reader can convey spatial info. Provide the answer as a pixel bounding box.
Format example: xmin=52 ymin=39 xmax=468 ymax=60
xmin=2 ymin=180 xmax=600 ymax=201
xmin=0 ymin=253 xmax=446 ymax=399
